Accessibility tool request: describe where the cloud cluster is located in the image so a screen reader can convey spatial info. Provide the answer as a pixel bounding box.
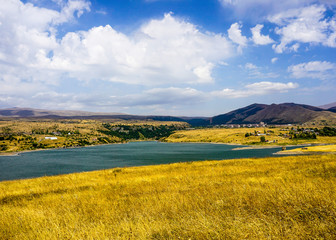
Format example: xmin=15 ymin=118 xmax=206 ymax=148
xmin=0 ymin=0 xmax=90 ymax=87
xmin=244 ymin=63 xmax=279 ymax=79
xmin=0 ymin=1 xmax=235 ymax=92
xmin=0 ymin=0 xmax=240 ymax=114
xmin=60 ymin=13 xmax=233 ymax=85
xmin=250 ymin=24 xmax=274 ymax=45
xmin=27 ymin=82 xmax=298 ymax=112
xmin=222 ymin=1 xmax=336 ymax=53
xmin=212 ymin=81 xmax=298 ymax=98
xmin=288 ymin=61 xmax=336 ymax=79
xmin=219 ymin=0 xmax=336 ymax=19
xmin=269 ymin=5 xmax=336 ymax=53
xmin=228 ymin=23 xmax=275 ymax=48
xmin=228 ymin=22 xmax=247 ymax=52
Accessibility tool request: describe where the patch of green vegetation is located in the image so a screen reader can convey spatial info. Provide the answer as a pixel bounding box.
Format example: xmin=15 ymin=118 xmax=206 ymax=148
xmin=318 ymin=127 xmax=336 ymax=136
xmin=292 ymin=132 xmax=317 ymax=139
xmin=100 ymin=123 xmax=185 ymax=141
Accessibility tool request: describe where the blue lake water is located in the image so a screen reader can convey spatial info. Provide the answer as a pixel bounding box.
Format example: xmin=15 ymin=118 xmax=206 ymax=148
xmin=0 ymin=141 xmax=290 ymax=181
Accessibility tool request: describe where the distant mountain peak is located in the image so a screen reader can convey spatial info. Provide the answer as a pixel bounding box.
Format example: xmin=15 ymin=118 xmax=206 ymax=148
xmin=212 ymin=102 xmax=336 ymax=125
xmin=319 ymin=102 xmax=336 ymax=109
xmin=0 ymin=108 xmax=127 ymax=118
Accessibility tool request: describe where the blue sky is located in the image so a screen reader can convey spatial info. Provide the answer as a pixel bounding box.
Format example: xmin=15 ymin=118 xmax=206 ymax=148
xmin=0 ymin=0 xmax=335 ymax=116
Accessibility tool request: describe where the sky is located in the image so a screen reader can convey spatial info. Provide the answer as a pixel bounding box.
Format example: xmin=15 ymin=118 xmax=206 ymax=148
xmin=0 ymin=0 xmax=336 ymax=116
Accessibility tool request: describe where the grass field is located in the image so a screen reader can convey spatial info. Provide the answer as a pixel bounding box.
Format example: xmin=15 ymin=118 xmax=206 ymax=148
xmin=164 ymin=127 xmax=336 ymax=146
xmin=281 ymin=144 xmax=336 ymax=154
xmin=1 ymin=154 xmax=336 ymax=239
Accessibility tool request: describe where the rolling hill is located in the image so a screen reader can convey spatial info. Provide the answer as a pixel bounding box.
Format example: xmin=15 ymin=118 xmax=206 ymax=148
xmin=0 ymin=107 xmax=209 ymax=126
xmin=211 ymin=103 xmax=336 ymax=125
xmin=328 ymin=106 xmax=336 ymax=113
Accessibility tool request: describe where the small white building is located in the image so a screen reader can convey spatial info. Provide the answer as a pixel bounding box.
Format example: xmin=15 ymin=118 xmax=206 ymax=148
xmin=45 ymin=137 xmax=58 ymax=140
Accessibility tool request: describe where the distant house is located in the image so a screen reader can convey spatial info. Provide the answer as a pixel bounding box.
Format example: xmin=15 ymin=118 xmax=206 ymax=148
xmin=45 ymin=137 xmax=58 ymax=140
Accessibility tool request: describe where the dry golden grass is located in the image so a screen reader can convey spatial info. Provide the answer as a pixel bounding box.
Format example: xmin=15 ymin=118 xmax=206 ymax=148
xmin=283 ymin=144 xmax=336 ymax=154
xmin=165 ymin=128 xmax=270 ymax=144
xmin=1 ymin=155 xmax=336 ymax=239
xmin=165 ymin=127 xmax=336 ymax=145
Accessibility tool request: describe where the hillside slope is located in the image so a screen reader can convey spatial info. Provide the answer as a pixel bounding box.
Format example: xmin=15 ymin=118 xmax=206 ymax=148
xmin=211 ymin=104 xmax=268 ymax=124
xmin=212 ymin=103 xmax=336 ymax=125
xmin=328 ymin=106 xmax=336 ymax=113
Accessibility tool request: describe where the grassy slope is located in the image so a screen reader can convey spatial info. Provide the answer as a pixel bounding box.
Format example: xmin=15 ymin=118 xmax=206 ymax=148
xmin=164 ymin=127 xmax=336 ymax=146
xmin=282 ymin=144 xmax=336 ymax=154
xmin=1 ymin=155 xmax=336 ymax=239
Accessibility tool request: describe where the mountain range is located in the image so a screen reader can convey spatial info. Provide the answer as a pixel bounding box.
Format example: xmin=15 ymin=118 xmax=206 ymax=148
xmin=1 ymin=103 xmax=336 ymax=126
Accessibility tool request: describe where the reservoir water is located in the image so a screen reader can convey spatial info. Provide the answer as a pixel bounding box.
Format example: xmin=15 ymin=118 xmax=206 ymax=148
xmin=0 ymin=141 xmax=288 ymax=181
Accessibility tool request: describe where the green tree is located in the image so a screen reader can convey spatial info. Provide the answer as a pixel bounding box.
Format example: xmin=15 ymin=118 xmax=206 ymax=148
xmin=260 ymin=136 xmax=266 ymax=142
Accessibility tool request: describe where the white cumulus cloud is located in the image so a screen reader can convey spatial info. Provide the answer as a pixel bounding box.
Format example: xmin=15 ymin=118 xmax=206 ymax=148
xmin=212 ymin=81 xmax=298 ymax=98
xmin=271 ymin=57 xmax=278 ymax=63
xmin=228 ymin=22 xmax=248 ymax=52
xmin=0 ymin=0 xmax=90 ymax=87
xmin=269 ymin=5 xmax=336 ymax=53
xmin=0 ymin=3 xmax=235 ymax=92
xmin=250 ymin=24 xmax=274 ymax=45
xmin=54 ymin=13 xmax=234 ymax=85
xmin=288 ymin=61 xmax=336 ymax=79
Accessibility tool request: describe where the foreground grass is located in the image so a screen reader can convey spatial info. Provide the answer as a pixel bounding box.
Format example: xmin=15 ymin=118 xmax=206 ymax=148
xmin=1 ymin=155 xmax=336 ymax=239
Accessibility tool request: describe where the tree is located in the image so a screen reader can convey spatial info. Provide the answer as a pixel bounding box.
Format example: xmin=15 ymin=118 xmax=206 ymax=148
xmin=260 ymin=136 xmax=266 ymax=142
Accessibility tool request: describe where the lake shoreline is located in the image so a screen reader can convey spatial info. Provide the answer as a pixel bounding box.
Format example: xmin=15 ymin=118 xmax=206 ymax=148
xmin=0 ymin=141 xmax=130 ymax=157
xmin=0 ymin=141 xmax=294 ymax=182
xmin=0 ymin=140 xmax=238 ymax=156
xmin=232 ymin=144 xmax=313 ymax=151
xmin=0 ymin=140 xmax=313 ymax=156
